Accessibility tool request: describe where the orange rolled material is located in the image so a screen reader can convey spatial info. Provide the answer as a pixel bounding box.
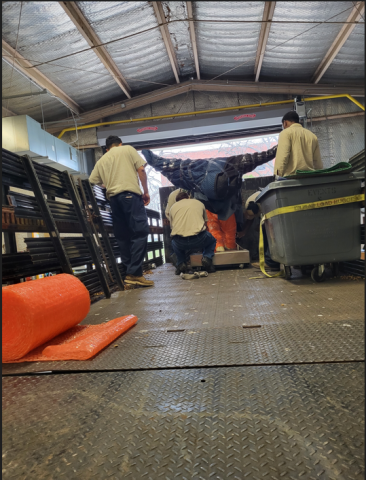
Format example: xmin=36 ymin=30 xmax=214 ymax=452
xmin=42 ymin=315 xmax=137 ymax=361
xmin=2 ymin=274 xmax=90 ymax=362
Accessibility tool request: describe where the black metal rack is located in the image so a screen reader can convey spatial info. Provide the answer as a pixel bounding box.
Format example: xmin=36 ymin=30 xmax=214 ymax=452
xmin=78 ymin=180 xmax=164 ymax=272
xmin=2 ymin=148 xmax=164 ymax=298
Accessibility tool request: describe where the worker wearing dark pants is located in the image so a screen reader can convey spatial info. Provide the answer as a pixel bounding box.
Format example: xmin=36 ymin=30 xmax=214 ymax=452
xmin=169 ymin=191 xmax=217 ymax=274
xmin=109 ymin=192 xmax=150 ymax=278
xmin=89 ymin=135 xmax=153 ymax=287
xmin=172 ymin=231 xmax=217 ymax=272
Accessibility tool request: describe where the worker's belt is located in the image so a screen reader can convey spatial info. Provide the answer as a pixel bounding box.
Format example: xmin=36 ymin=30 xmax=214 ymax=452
xmin=258 ymin=194 xmax=365 ymax=278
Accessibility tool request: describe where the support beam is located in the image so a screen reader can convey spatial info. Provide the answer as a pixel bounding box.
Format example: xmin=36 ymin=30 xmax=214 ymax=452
xmin=311 ymin=111 xmax=364 ymax=122
xmin=65 ymin=111 xmax=365 ymax=150
xmin=45 ymin=79 xmax=365 ymax=134
xmin=186 ymin=1 xmax=200 ymax=80
xmin=74 ymin=144 xmax=99 ymax=149
xmin=254 ymin=1 xmax=276 ymax=82
xmin=151 ymin=1 xmax=180 ymax=83
xmin=2 ymin=40 xmax=81 ymax=114
xmin=2 ymin=106 xmax=17 ymax=117
xmin=312 ymin=2 xmax=365 ymax=84
xmin=59 ymin=1 xmax=131 ymax=99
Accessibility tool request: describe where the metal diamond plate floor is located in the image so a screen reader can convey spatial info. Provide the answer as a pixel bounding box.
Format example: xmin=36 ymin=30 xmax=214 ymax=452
xmin=85 ymin=264 xmax=364 ymax=331
xmin=3 ymin=363 xmax=364 ymax=480
xmin=2 ymin=265 xmax=364 ymax=375
xmin=2 ymin=319 xmax=364 ymax=374
xmin=3 ymin=264 xmax=365 ymax=479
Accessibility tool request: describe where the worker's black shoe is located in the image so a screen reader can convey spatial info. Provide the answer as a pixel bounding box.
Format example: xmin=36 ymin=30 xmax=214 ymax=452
xmin=175 ymin=263 xmax=187 ymax=275
xmin=202 ymin=256 xmax=216 ymax=273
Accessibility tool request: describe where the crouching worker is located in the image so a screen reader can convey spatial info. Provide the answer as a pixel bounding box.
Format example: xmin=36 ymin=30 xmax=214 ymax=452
xmin=170 ymin=192 xmax=217 ymax=275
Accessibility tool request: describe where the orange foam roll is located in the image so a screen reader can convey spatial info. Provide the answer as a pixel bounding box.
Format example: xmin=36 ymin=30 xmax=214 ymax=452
xmin=2 ymin=274 xmax=90 ymax=362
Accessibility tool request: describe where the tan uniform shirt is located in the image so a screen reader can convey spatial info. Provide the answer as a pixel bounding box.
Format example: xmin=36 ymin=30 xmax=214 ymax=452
xmin=170 ymin=199 xmax=208 ymax=237
xmin=274 ymin=123 xmax=323 ymax=177
xmin=165 ymin=189 xmax=183 ymax=221
xmin=89 ymin=145 xmax=146 ymax=199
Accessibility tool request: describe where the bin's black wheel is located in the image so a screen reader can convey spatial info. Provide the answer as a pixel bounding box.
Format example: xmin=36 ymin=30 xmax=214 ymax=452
xmin=284 ymin=265 xmax=292 ymax=280
xmin=311 ymin=267 xmax=326 ymax=283
xmin=331 ymin=262 xmax=340 ymax=277
xmin=300 ymin=266 xmax=308 ymax=276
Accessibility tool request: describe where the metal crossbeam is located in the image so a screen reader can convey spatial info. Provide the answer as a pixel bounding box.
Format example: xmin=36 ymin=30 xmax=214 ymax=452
xmin=312 ymin=1 xmax=365 ymax=84
xmin=186 ymin=1 xmax=200 ymax=80
xmin=45 ymin=79 xmax=364 ymax=134
xmin=254 ymin=1 xmax=276 ymax=82
xmin=59 ymin=1 xmax=131 ymax=98
xmin=2 ymin=39 xmax=81 ymax=114
xmin=2 ymin=106 xmax=16 ymax=117
xmin=151 ymin=1 xmax=180 ymax=83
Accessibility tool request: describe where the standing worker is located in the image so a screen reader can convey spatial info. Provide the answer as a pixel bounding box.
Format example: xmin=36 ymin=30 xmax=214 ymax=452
xmin=169 ymin=192 xmax=216 ymax=275
xmin=274 ymin=111 xmax=323 ymax=178
xmin=253 ymin=111 xmax=324 ymax=270
xmin=89 ymin=135 xmax=154 ymax=287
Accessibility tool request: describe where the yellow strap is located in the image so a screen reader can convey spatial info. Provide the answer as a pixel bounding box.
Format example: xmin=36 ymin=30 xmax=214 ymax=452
xmin=259 ymin=217 xmax=285 ymax=278
xmin=258 ymin=193 xmax=365 ymax=278
xmin=263 ymin=194 xmax=364 ymax=221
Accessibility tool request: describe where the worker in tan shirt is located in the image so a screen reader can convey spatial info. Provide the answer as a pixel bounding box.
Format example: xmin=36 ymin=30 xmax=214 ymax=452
xmin=253 ymin=110 xmax=323 ymax=271
xmin=89 ymin=135 xmax=153 ymax=287
xmin=165 ymin=188 xmax=190 ymax=221
xmin=274 ymin=110 xmax=323 ymax=177
xmin=169 ymin=191 xmax=216 ymax=275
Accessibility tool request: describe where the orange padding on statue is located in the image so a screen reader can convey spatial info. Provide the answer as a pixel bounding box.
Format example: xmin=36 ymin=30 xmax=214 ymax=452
xmin=3 ymin=315 xmax=138 ymax=362
xmin=206 ymin=211 xmax=237 ymax=251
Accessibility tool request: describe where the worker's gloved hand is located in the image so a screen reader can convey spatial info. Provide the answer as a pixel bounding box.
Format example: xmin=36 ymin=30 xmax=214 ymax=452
xmin=236 ymin=231 xmax=246 ymax=239
xmin=142 ymin=193 xmax=150 ymax=206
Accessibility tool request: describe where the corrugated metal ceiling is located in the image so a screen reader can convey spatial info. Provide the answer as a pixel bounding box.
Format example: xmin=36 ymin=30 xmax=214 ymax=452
xmin=2 ymin=59 xmax=69 ymax=122
xmin=194 ymin=1 xmax=265 ymax=79
xmin=260 ymin=1 xmax=355 ymax=83
xmin=76 ymin=1 xmax=176 ymax=92
xmin=2 ymin=1 xmax=364 ymax=124
xmin=162 ymin=1 xmax=196 ymax=78
xmin=320 ymin=22 xmax=365 ymax=84
xmin=2 ymin=1 xmax=125 ymax=110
